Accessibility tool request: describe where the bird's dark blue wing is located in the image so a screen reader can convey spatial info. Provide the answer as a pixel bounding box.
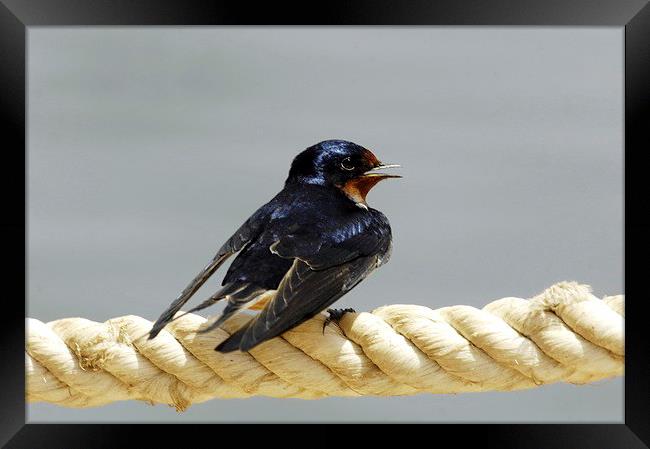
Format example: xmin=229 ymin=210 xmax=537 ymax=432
xmin=215 ymin=256 xmax=379 ymax=352
xmin=215 ymin=210 xmax=392 ymax=352
xmin=269 ymin=209 xmax=391 ymax=269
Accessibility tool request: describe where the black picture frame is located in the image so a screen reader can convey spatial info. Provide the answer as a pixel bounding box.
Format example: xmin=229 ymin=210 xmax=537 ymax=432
xmin=2 ymin=0 xmax=647 ymax=446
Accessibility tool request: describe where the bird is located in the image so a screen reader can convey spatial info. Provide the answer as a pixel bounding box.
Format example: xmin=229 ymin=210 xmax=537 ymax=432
xmin=148 ymin=139 xmax=400 ymax=353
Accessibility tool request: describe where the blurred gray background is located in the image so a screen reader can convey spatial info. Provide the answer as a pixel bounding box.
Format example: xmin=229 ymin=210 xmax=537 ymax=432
xmin=27 ymin=27 xmax=623 ymax=423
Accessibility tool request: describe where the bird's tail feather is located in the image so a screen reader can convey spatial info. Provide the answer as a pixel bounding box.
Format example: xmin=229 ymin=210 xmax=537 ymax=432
xmin=148 ymin=253 xmax=231 ymax=339
xmin=198 ymin=285 xmax=268 ymax=334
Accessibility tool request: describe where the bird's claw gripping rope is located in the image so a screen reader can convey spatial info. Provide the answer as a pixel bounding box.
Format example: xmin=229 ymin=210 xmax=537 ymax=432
xmin=322 ymin=308 xmax=356 ymax=334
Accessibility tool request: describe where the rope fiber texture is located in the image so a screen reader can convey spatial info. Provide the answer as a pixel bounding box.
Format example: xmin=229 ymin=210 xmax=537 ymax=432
xmin=26 ymin=281 xmax=624 ymax=411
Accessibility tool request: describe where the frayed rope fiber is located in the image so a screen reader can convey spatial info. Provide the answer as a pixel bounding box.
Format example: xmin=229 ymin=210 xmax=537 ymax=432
xmin=26 ymin=281 xmax=624 ymax=411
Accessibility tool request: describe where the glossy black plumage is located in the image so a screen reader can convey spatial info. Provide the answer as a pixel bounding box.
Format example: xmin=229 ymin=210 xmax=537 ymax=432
xmin=148 ymin=140 xmax=399 ymax=352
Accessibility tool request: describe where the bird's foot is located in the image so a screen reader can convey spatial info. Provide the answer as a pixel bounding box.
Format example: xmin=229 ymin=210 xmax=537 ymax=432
xmin=322 ymin=308 xmax=356 ymax=334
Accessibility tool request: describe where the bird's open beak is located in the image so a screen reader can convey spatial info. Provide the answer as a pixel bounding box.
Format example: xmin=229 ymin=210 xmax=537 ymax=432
xmin=362 ymin=163 xmax=402 ymax=179
xmin=342 ymin=161 xmax=400 ymax=205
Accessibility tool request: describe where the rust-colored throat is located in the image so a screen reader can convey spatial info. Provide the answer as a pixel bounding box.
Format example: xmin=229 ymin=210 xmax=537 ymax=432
xmin=340 ymin=169 xmax=401 ymax=207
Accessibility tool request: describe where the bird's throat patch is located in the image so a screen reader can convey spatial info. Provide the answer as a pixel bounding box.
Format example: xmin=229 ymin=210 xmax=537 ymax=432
xmin=339 ymin=175 xmax=387 ymax=207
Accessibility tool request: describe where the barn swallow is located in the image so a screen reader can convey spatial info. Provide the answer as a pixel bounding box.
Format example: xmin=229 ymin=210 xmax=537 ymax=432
xmin=148 ymin=139 xmax=400 ymax=352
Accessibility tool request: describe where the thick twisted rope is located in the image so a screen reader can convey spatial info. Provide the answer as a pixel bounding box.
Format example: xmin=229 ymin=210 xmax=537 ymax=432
xmin=26 ymin=281 xmax=624 ymax=411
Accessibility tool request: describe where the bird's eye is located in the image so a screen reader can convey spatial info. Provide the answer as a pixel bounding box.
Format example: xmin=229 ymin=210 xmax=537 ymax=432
xmin=340 ymin=157 xmax=355 ymax=171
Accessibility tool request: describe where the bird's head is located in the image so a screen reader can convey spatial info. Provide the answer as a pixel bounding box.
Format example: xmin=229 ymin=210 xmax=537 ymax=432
xmin=286 ymin=140 xmax=401 ymax=208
